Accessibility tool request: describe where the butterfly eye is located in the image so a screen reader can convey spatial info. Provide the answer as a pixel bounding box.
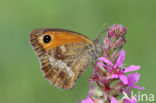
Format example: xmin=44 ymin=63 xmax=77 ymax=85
xmin=43 ymin=35 xmax=51 ymax=43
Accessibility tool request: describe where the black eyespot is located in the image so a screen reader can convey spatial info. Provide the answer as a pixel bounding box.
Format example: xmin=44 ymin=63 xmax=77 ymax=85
xmin=43 ymin=35 xmax=51 ymax=43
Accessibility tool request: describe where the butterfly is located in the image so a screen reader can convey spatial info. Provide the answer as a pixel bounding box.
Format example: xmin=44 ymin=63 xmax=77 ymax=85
xmin=30 ymin=28 xmax=102 ymax=89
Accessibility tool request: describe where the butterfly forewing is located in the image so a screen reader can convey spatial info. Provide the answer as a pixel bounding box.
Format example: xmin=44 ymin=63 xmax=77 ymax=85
xmin=30 ymin=28 xmax=100 ymax=89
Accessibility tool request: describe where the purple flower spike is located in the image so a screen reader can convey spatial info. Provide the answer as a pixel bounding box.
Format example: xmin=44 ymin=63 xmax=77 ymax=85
xmin=80 ymin=24 xmax=144 ymax=103
xmin=126 ymin=72 xmax=144 ymax=96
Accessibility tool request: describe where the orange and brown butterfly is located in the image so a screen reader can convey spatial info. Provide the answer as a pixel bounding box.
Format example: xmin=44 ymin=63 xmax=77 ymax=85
xmin=30 ymin=28 xmax=102 ymax=89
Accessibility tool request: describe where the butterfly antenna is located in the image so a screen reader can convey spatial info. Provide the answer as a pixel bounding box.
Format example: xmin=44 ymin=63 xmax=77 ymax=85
xmin=96 ymin=23 xmax=108 ymax=39
xmin=93 ymin=23 xmax=107 ymax=55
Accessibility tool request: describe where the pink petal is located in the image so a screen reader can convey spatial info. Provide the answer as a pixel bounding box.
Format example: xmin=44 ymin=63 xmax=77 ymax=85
xmin=126 ymin=86 xmax=131 ymax=97
xmin=98 ymin=57 xmax=114 ymax=68
xmin=111 ymin=97 xmax=118 ymax=103
xmin=124 ymin=65 xmax=140 ymax=73
xmin=97 ymin=62 xmax=105 ymax=67
xmin=127 ymin=72 xmax=140 ymax=83
xmin=97 ymin=62 xmax=111 ymax=72
xmin=132 ymin=84 xmax=144 ymax=90
xmin=123 ymin=98 xmax=137 ymax=103
xmin=112 ymin=74 xmax=119 ymax=79
xmin=115 ymin=50 xmax=125 ymax=68
xmin=130 ymin=98 xmax=137 ymax=103
xmin=119 ymin=74 xmax=128 ymax=84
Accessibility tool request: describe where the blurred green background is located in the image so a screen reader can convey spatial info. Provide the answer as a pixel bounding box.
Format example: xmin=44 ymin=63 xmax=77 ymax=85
xmin=0 ymin=0 xmax=156 ymax=103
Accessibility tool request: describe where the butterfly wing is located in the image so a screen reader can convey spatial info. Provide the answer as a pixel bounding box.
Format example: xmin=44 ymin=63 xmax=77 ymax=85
xmin=30 ymin=28 xmax=99 ymax=89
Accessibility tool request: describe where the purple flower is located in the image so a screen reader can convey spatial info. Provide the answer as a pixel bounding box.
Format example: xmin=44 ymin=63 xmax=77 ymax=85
xmin=98 ymin=50 xmax=140 ymax=85
xmin=126 ymin=72 xmax=144 ymax=96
